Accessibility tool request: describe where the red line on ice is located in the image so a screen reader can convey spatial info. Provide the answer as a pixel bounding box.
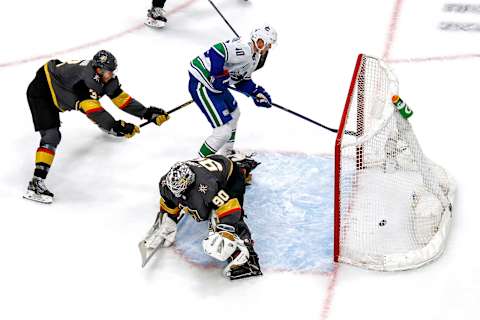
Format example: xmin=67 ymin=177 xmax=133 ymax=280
xmin=383 ymin=0 xmax=404 ymax=60
xmin=320 ymin=264 xmax=339 ymax=320
xmin=0 ymin=0 xmax=198 ymax=68
xmin=387 ymin=53 xmax=480 ymax=63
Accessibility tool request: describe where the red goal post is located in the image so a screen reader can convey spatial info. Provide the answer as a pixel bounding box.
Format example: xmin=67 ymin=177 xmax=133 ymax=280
xmin=334 ymin=54 xmax=455 ymax=271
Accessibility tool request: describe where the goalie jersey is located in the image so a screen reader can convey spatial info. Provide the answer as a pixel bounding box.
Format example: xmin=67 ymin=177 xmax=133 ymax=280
xmin=159 ymin=155 xmax=245 ymax=223
xmin=188 ymin=38 xmax=262 ymax=93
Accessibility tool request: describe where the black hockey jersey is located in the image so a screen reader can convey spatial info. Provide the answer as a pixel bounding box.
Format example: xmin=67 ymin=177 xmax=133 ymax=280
xmin=159 ymin=155 xmax=244 ymax=222
xmin=43 ymin=59 xmax=146 ymax=131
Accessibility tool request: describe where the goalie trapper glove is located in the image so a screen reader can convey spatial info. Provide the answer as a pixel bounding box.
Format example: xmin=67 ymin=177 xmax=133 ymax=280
xmin=143 ymin=106 xmax=170 ymax=126
xmin=211 ymin=70 xmax=230 ymax=91
xmin=112 ymin=120 xmax=140 ymax=138
xmin=252 ymin=86 xmax=271 ymax=108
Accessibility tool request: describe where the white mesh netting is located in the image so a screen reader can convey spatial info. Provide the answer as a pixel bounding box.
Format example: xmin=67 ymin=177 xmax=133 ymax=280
xmin=335 ymin=55 xmax=455 ymax=271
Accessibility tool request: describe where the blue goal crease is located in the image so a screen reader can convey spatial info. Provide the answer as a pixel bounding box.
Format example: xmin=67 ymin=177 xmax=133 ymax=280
xmin=174 ymin=152 xmax=335 ymax=273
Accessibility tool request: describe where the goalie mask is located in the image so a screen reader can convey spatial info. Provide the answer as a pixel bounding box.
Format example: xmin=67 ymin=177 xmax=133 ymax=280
xmin=165 ymin=162 xmax=195 ymax=197
xmin=251 ymin=25 xmax=277 ymax=51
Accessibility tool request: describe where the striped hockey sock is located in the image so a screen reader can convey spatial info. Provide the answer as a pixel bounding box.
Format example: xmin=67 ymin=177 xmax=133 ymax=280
xmin=199 ymin=141 xmax=217 ymax=157
xmin=34 ymin=144 xmax=56 ymax=179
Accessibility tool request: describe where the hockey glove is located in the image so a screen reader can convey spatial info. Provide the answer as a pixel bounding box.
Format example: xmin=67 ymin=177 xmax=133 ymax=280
xmin=112 ymin=120 xmax=140 ymax=138
xmin=211 ymin=70 xmax=230 ymax=91
xmin=252 ymin=86 xmax=272 ymax=108
xmin=143 ymin=106 xmax=170 ymax=126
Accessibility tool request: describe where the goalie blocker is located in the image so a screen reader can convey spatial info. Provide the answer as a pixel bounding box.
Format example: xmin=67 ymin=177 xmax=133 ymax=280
xmin=140 ymin=154 xmax=262 ymax=280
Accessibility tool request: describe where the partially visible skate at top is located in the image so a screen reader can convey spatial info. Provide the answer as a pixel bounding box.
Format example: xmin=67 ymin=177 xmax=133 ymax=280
xmin=145 ymin=7 xmax=167 ymax=28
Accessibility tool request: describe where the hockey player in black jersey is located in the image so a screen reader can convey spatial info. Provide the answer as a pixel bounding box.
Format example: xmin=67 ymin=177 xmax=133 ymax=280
xmin=24 ymin=50 xmax=170 ymax=204
xmin=140 ymin=154 xmax=262 ymax=280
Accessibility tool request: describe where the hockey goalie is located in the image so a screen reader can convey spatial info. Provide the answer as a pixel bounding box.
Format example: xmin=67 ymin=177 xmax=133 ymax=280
xmin=139 ymin=154 xmax=262 ymax=280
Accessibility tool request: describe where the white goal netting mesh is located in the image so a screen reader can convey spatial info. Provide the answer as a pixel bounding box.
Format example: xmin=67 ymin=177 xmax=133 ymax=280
xmin=335 ymin=55 xmax=455 ymax=271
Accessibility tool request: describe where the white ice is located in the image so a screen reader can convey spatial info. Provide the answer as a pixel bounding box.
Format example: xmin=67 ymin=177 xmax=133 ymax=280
xmin=0 ymin=0 xmax=478 ymax=320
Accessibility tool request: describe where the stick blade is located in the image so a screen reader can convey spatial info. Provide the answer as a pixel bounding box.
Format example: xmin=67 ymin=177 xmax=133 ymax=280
xmin=138 ymin=239 xmax=164 ymax=268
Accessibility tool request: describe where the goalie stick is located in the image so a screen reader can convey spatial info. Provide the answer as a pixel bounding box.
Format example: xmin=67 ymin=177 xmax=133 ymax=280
xmin=140 ymin=99 xmax=194 ymax=128
xmin=138 ymin=211 xmax=186 ymax=268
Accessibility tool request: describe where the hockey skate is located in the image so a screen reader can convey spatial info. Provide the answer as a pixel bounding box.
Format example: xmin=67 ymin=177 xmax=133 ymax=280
xmin=225 ymin=244 xmax=262 ymax=280
xmin=23 ymin=177 xmax=54 ymax=204
xmin=227 ymin=153 xmax=260 ymax=185
xmin=145 ymin=7 xmax=167 ymax=28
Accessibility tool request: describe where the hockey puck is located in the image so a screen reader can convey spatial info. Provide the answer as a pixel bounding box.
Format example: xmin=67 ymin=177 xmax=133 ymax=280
xmin=379 ymin=219 xmax=387 ymax=226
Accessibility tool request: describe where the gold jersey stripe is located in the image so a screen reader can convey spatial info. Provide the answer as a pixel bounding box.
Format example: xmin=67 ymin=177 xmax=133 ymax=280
xmin=43 ymin=64 xmax=61 ymax=111
xmin=111 ymin=91 xmax=132 ymax=109
xmin=160 ymin=198 xmax=180 ymax=215
xmin=226 ymin=159 xmax=234 ymax=180
xmin=216 ymin=198 xmax=241 ymax=218
xmin=79 ymin=99 xmax=103 ymax=114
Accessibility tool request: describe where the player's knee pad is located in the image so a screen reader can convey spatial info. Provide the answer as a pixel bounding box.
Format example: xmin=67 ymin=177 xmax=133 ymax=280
xmin=40 ymin=128 xmax=61 ymax=147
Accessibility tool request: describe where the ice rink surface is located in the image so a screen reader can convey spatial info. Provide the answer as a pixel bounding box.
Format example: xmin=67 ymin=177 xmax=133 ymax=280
xmin=0 ymin=0 xmax=479 ymax=319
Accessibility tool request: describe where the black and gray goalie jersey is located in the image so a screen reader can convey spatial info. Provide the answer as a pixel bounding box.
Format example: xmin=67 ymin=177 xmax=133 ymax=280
xmin=159 ymin=155 xmax=244 ymax=222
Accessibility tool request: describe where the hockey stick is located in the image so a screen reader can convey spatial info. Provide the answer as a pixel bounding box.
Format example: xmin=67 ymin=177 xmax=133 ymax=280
xmin=139 ymin=212 xmax=186 ymax=268
xmin=207 ymin=0 xmax=240 ymax=38
xmin=207 ymin=0 xmax=270 ymax=70
xmin=228 ymin=86 xmax=356 ymax=136
xmin=139 ymin=99 xmax=194 ymax=128
xmin=271 ymin=102 xmax=356 ymax=136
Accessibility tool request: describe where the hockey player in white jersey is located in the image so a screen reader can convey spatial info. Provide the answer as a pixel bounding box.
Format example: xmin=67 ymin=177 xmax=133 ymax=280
xmin=188 ymin=25 xmax=277 ymax=157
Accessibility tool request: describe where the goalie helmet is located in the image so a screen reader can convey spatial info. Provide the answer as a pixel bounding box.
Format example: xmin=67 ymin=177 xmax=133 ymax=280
xmin=92 ymin=50 xmax=117 ymax=72
xmin=165 ymin=162 xmax=195 ymax=197
xmin=250 ymin=25 xmax=277 ymax=50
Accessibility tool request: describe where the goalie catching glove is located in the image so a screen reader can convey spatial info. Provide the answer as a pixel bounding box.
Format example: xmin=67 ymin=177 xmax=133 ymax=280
xmin=143 ymin=106 xmax=170 ymax=126
xmin=252 ymin=86 xmax=271 ymax=108
xmin=111 ymin=120 xmax=140 ymax=138
xmin=144 ymin=212 xmax=178 ymax=249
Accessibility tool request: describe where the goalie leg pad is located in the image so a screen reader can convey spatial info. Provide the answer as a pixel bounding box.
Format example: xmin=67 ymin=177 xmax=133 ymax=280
xmin=144 ymin=212 xmax=177 ymax=249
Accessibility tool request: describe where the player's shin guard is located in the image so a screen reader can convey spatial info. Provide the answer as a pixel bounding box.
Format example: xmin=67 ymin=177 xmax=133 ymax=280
xmin=198 ymin=124 xmax=232 ymax=157
xmin=34 ymin=144 xmax=56 ymax=179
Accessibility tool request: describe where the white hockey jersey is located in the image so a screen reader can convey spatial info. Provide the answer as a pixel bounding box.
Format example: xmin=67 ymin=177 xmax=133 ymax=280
xmin=189 ymin=38 xmax=261 ymax=93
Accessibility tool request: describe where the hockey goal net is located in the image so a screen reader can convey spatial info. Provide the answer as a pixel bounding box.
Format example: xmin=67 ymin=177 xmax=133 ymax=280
xmin=334 ymin=54 xmax=455 ymax=271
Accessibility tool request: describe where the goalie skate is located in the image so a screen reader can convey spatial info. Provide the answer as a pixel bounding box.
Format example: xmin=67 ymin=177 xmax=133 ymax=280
xmin=227 ymin=153 xmax=260 ymax=185
xmin=225 ymin=251 xmax=263 ymax=280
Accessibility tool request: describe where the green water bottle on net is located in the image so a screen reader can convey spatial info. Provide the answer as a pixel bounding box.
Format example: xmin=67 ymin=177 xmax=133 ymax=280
xmin=392 ymin=95 xmax=413 ymax=119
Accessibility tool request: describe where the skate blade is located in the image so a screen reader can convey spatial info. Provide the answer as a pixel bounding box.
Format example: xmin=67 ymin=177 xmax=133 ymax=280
xmin=144 ymin=18 xmax=166 ymax=28
xmin=23 ymin=191 xmax=53 ymax=204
